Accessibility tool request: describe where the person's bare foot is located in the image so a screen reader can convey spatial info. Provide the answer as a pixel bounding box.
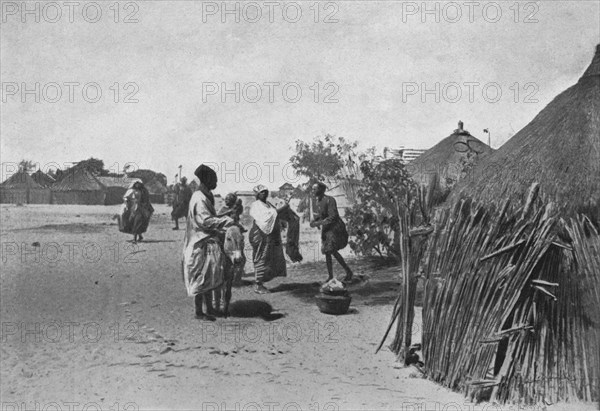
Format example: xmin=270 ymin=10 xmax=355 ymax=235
xmin=254 ymin=284 xmax=270 ymax=294
xmin=341 ymin=269 xmax=353 ymax=283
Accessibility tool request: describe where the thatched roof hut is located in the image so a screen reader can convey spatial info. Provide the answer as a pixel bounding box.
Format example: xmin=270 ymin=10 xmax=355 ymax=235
xmin=451 ymin=44 xmax=600 ymax=225
xmin=52 ymin=168 xmax=106 ymax=205
xmin=97 ymin=176 xmax=142 ymax=205
xmin=145 ymin=178 xmax=167 ymax=204
xmin=1 ymin=170 xmax=41 ymax=189
xmin=407 ymin=45 xmax=600 ymax=405
xmin=0 ymin=170 xmax=51 ymax=204
xmin=31 ymin=170 xmax=56 ymax=188
xmin=407 ymin=121 xmax=493 ymax=201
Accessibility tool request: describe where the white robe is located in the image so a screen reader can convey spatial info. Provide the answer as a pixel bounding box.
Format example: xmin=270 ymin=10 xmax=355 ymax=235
xmin=249 ymin=200 xmax=278 ymax=235
xmin=182 ymin=189 xmax=233 ymax=296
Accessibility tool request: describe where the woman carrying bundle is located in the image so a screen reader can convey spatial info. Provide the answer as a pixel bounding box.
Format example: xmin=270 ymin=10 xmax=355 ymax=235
xmin=120 ymin=181 xmax=154 ymax=243
xmin=248 ymin=185 xmax=289 ymax=294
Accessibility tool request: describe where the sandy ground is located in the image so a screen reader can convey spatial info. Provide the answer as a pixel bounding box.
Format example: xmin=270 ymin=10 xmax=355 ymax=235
xmin=0 ymin=205 xmax=596 ymax=411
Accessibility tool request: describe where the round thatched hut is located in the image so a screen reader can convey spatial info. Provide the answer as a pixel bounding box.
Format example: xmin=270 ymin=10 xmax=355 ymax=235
xmin=51 ymin=168 xmax=107 ymax=205
xmin=145 ymin=178 xmax=168 ymax=204
xmin=450 ymin=44 xmax=600 ymax=225
xmin=0 ymin=170 xmax=52 ymax=204
xmin=407 ymin=121 xmax=493 ymax=202
xmin=415 ymin=44 xmax=600 ymax=405
xmin=31 ymin=170 xmax=56 ymax=188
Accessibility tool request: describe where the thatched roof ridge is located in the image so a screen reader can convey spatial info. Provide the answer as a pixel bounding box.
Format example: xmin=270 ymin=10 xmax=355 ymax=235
xmin=408 ymin=121 xmax=493 ymax=189
xmin=31 ymin=170 xmax=56 ymax=187
xmin=450 ymin=44 xmax=600 ymax=224
xmin=581 ymin=43 xmax=600 ymax=79
xmin=52 ymin=168 xmax=105 ymax=192
xmin=0 ymin=170 xmax=43 ymax=189
xmin=96 ymin=176 xmax=141 ymax=189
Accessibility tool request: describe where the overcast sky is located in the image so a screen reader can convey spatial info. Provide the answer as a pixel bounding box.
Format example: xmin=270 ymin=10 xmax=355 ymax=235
xmin=1 ymin=0 xmax=599 ymax=194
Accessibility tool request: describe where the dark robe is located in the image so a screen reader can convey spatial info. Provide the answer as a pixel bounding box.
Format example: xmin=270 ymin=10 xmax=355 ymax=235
xmin=314 ymin=195 xmax=348 ymax=254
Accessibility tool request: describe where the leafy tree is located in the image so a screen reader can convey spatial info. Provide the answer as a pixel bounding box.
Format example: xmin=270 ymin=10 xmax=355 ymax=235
xmin=18 ymin=159 xmax=35 ymax=173
xmin=290 ymin=135 xmax=343 ymax=180
xmin=72 ymin=158 xmax=105 ymax=175
xmin=290 ymin=134 xmax=362 ymax=213
xmin=290 ymin=134 xmax=360 ymax=181
xmin=127 ymin=169 xmax=167 ymax=186
xmin=345 ymin=158 xmax=417 ymax=260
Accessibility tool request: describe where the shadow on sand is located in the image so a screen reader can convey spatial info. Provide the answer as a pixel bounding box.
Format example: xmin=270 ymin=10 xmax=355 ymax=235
xmin=269 ymin=275 xmax=406 ymax=307
xmin=269 ymin=282 xmax=321 ymax=303
xmin=228 ymin=300 xmax=285 ymax=321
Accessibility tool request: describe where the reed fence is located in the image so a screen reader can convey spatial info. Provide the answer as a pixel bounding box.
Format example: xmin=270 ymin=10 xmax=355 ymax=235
xmin=409 ymin=186 xmax=600 ymax=404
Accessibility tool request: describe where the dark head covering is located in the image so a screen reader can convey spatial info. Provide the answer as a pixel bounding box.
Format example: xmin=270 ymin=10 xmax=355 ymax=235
xmin=314 ymin=181 xmax=327 ymax=191
xmin=194 ymin=164 xmax=217 ymax=185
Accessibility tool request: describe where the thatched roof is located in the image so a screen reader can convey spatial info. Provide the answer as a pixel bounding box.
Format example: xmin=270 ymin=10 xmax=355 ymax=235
xmin=31 ymin=170 xmax=56 ymax=188
xmin=450 ymin=44 xmax=600 ymax=224
xmin=96 ymin=176 xmax=141 ymax=189
xmin=145 ymin=178 xmax=167 ymax=194
xmin=408 ymin=121 xmax=493 ymax=191
xmin=52 ymin=168 xmax=105 ymax=192
xmin=0 ymin=170 xmax=43 ymax=189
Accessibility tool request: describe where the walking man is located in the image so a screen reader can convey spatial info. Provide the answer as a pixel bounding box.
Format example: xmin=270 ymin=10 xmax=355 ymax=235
xmin=310 ymin=181 xmax=353 ymax=283
xmin=172 ymin=177 xmax=192 ymax=230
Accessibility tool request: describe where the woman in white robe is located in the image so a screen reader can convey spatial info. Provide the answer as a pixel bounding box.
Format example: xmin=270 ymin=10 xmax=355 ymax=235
xmin=249 ymin=185 xmax=289 ymax=294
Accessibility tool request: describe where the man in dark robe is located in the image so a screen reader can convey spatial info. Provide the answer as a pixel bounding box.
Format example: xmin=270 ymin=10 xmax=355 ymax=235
xmin=172 ymin=177 xmax=193 ymax=230
xmin=310 ymin=181 xmax=353 ymax=283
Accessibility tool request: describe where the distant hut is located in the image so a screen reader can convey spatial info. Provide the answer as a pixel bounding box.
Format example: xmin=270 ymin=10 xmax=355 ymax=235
xmin=278 ymin=182 xmax=295 ymax=198
xmin=323 ymin=178 xmax=361 ymax=217
xmin=31 ymin=170 xmax=56 ymax=188
xmin=51 ymin=168 xmax=106 ymax=205
xmin=450 ymin=46 xmax=600 ymax=225
xmin=0 ymin=170 xmax=51 ymax=204
xmin=96 ymin=176 xmax=142 ymax=205
xmin=145 ymin=178 xmax=167 ymax=204
xmin=408 ymin=121 xmax=493 ymax=203
xmin=412 ymin=44 xmax=600 ymax=405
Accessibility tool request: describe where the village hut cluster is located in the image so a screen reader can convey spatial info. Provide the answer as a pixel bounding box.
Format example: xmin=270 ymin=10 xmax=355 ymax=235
xmin=0 ymin=167 xmax=168 ymax=205
xmin=1 ymin=41 xmax=598 ymax=409
xmin=0 ymin=169 xmax=53 ymax=204
xmin=385 ymin=44 xmax=600 ymax=406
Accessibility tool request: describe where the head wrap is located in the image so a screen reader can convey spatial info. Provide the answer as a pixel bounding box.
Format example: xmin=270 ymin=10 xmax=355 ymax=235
xmin=194 ymin=164 xmax=217 ymax=185
xmin=253 ymin=184 xmax=269 ymax=194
